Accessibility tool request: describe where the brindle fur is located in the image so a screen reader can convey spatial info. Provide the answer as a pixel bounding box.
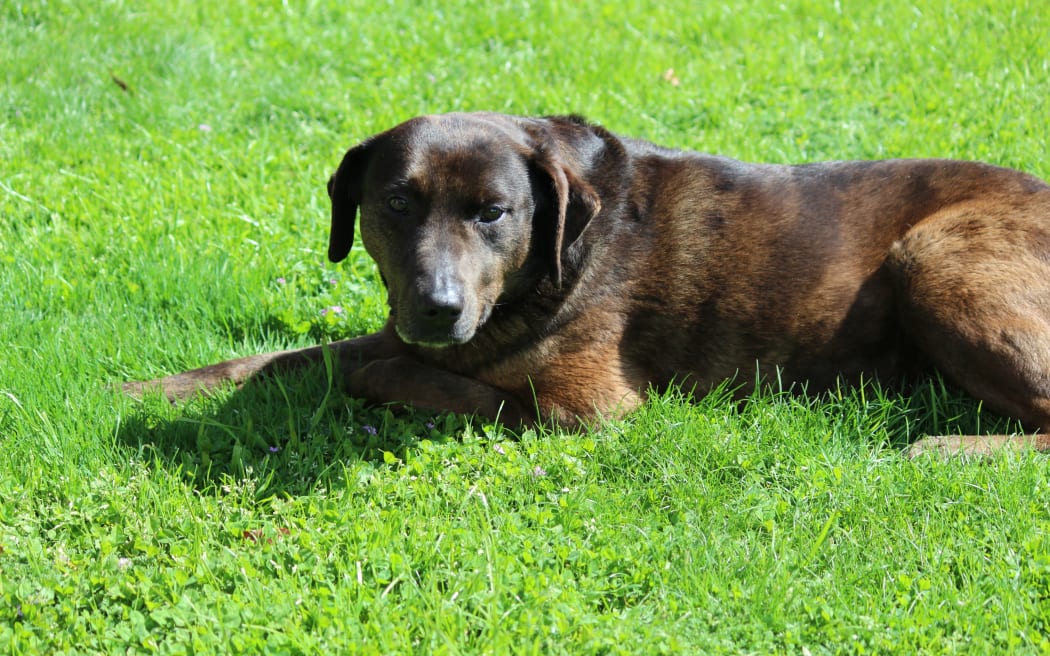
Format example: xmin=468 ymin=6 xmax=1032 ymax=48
xmin=124 ymin=113 xmax=1050 ymax=456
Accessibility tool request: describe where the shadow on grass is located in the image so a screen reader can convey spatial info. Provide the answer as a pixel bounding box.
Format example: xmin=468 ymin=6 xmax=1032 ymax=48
xmin=113 ymin=356 xmax=1026 ymax=498
xmin=113 ymin=359 xmax=471 ymax=497
xmin=642 ymin=371 xmax=1026 ymax=458
xmin=748 ymin=373 xmax=1025 ymax=451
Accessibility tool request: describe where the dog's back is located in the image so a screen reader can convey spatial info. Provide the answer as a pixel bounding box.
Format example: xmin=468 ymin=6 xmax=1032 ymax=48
xmin=606 ymin=151 xmax=1050 ymax=397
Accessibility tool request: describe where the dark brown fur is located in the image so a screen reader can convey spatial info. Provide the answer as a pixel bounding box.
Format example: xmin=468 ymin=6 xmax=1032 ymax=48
xmin=124 ymin=113 xmax=1050 ymax=456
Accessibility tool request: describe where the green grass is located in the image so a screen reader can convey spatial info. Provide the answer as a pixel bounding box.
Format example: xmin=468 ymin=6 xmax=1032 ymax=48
xmin=3 ymin=0 xmax=1050 ymax=652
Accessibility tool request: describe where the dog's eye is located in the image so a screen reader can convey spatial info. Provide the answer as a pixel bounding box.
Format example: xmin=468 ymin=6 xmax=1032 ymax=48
xmin=479 ymin=206 xmax=505 ymax=223
xmin=386 ymin=196 xmax=409 ymax=214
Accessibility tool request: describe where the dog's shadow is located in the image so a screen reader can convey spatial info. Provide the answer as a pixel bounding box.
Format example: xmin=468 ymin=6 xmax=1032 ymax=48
xmin=113 ymin=361 xmax=470 ymax=496
xmin=114 ymin=353 xmax=1024 ymax=497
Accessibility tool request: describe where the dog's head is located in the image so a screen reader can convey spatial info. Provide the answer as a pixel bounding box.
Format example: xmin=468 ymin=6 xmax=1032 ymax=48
xmin=327 ymin=113 xmax=601 ymax=348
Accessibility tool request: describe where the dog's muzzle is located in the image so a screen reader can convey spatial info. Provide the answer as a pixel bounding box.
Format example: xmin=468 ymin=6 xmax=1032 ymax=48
xmin=395 ymin=284 xmax=481 ymax=347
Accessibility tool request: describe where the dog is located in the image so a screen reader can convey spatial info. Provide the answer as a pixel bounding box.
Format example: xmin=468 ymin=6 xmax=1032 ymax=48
xmin=124 ymin=112 xmax=1050 ymax=456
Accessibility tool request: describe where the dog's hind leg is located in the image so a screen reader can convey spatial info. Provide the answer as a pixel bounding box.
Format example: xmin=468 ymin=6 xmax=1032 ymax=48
xmin=889 ymin=201 xmax=1050 ymax=456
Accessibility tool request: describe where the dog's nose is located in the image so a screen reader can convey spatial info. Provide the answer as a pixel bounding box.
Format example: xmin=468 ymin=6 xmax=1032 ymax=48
xmin=398 ymin=285 xmax=471 ymax=346
xmin=421 ymin=288 xmax=464 ymax=323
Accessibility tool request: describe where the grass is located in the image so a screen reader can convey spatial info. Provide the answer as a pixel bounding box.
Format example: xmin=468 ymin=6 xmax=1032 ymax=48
xmin=3 ymin=0 xmax=1050 ymax=652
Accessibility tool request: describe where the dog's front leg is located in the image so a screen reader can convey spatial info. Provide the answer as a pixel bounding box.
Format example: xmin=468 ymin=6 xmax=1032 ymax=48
xmin=123 ymin=331 xmax=402 ymax=402
xmin=347 ymin=356 xmax=534 ymax=427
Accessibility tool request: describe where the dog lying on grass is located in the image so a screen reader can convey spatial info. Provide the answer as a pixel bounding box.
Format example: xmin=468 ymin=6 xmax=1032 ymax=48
xmin=125 ymin=112 xmax=1050 ymax=456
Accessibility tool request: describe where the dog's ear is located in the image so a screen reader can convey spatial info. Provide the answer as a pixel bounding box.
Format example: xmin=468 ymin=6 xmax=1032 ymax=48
xmin=327 ymin=138 xmax=374 ymax=263
xmin=529 ymin=139 xmax=602 ymax=288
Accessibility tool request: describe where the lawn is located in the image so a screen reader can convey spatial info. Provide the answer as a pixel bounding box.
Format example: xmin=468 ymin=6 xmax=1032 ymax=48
xmin=2 ymin=0 xmax=1050 ymax=652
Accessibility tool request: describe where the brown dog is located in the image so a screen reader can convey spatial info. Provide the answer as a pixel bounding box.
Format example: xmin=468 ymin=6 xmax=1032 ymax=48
xmin=124 ymin=112 xmax=1050 ymax=456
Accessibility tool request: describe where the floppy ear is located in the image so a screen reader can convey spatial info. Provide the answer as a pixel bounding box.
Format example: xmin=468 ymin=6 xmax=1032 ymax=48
xmin=531 ymin=150 xmax=602 ymax=288
xmin=326 ymin=138 xmax=374 ymax=263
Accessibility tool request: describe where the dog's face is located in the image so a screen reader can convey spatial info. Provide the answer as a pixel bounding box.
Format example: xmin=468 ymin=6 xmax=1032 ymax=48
xmin=327 ymin=113 xmax=599 ymax=348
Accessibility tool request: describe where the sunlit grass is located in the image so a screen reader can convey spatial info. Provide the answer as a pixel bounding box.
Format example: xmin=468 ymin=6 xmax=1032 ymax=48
xmin=3 ymin=0 xmax=1050 ymax=652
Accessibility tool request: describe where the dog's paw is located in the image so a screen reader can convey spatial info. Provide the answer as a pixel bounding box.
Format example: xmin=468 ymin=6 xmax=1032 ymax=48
xmin=907 ymin=434 xmax=1027 ymax=459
